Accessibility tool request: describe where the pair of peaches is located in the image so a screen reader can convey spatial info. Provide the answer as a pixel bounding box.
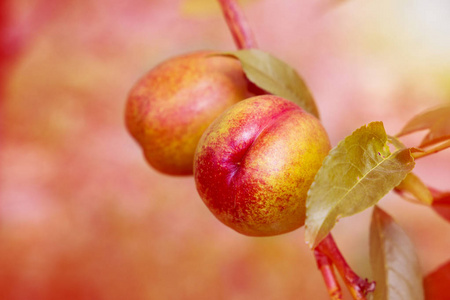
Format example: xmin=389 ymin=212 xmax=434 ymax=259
xmin=125 ymin=51 xmax=331 ymax=237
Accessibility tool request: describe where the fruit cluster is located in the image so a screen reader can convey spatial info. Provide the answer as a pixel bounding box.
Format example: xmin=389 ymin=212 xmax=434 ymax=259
xmin=125 ymin=51 xmax=331 ymax=236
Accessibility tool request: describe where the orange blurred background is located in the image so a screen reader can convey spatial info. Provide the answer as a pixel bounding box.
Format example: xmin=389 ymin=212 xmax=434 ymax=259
xmin=1 ymin=0 xmax=450 ymax=299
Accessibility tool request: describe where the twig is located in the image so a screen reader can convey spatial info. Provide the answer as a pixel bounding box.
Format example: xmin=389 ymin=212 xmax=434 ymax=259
xmin=315 ymin=234 xmax=376 ymax=300
xmin=217 ymin=0 xmax=257 ymax=49
xmin=314 ymin=249 xmax=343 ymax=300
xmin=411 ymin=140 xmax=450 ymax=160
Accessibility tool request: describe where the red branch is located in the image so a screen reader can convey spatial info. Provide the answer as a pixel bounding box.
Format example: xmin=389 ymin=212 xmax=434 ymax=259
xmin=315 ymin=234 xmax=375 ymax=300
xmin=216 ymin=2 xmax=374 ymax=299
xmin=314 ymin=249 xmax=343 ymax=300
xmin=217 ymin=0 xmax=257 ymax=49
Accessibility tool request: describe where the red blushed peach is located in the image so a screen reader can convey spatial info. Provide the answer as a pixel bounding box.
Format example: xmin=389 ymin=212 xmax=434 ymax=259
xmin=125 ymin=51 xmax=257 ymax=175
xmin=194 ymin=95 xmax=331 ymax=236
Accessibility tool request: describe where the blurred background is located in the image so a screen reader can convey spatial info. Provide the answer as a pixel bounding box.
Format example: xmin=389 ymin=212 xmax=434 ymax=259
xmin=1 ymin=0 xmax=450 ymax=299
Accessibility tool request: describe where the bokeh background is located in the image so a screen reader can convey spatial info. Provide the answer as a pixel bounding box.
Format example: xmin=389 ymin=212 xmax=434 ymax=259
xmin=1 ymin=0 xmax=450 ymax=299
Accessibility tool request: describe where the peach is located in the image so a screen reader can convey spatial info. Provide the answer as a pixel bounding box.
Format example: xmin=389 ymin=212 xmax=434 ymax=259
xmin=125 ymin=51 xmax=258 ymax=175
xmin=194 ymin=95 xmax=331 ymax=236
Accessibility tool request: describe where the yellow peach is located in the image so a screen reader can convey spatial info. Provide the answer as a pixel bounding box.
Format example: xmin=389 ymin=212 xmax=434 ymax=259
xmin=125 ymin=51 xmax=259 ymax=175
xmin=194 ymin=95 xmax=331 ymax=236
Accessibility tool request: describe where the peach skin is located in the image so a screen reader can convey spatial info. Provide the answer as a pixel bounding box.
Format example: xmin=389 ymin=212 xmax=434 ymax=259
xmin=125 ymin=51 xmax=256 ymax=175
xmin=194 ymin=95 xmax=331 ymax=236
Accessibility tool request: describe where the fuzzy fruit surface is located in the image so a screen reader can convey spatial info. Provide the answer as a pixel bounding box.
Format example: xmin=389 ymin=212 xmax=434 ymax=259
xmin=194 ymin=95 xmax=331 ymax=236
xmin=125 ymin=51 xmax=256 ymax=175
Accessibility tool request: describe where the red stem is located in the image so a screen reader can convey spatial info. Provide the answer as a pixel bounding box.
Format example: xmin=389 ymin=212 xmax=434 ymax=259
xmin=216 ymin=1 xmax=372 ymax=299
xmin=315 ymin=234 xmax=375 ymax=300
xmin=314 ymin=249 xmax=343 ymax=300
xmin=217 ymin=0 xmax=257 ymax=49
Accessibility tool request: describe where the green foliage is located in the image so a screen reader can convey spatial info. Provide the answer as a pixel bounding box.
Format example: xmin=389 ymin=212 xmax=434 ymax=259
xmin=370 ymin=206 xmax=424 ymax=300
xmin=218 ymin=49 xmax=320 ymax=118
xmin=305 ymin=122 xmax=415 ymax=248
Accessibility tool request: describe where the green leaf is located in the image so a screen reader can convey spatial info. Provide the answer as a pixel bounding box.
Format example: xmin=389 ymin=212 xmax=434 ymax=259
xmin=387 ymin=135 xmax=407 ymax=150
xmin=397 ymin=105 xmax=450 ymax=147
xmin=370 ymin=206 xmax=424 ymax=300
xmin=394 ymin=173 xmax=433 ymax=205
xmin=305 ymin=122 xmax=415 ymax=248
xmin=218 ymin=49 xmax=320 ymax=118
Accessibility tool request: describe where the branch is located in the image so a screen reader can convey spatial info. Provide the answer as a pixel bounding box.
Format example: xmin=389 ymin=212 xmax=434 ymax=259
xmin=315 ymin=234 xmax=376 ymax=300
xmin=217 ymin=0 xmax=257 ymax=49
xmin=314 ymin=249 xmax=343 ymax=300
xmin=411 ymin=140 xmax=450 ymax=160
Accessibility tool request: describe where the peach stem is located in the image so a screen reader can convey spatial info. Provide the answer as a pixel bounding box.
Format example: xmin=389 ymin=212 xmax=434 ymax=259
xmin=315 ymin=234 xmax=375 ymax=300
xmin=217 ymin=0 xmax=257 ymax=49
xmin=314 ymin=249 xmax=343 ymax=300
xmin=411 ymin=140 xmax=450 ymax=160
